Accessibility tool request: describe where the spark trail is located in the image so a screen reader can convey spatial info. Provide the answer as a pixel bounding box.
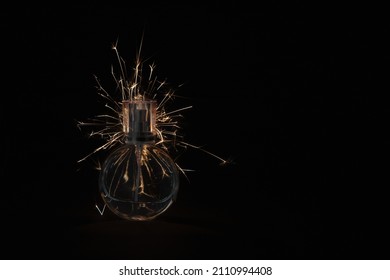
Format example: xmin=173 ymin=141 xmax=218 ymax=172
xmin=78 ymin=39 xmax=228 ymax=172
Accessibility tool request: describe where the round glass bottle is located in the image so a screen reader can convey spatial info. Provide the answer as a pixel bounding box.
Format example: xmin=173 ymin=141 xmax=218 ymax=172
xmin=99 ymin=100 xmax=179 ymax=221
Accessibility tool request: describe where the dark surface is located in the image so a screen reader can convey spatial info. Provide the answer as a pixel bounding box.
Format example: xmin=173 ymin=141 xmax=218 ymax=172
xmin=0 ymin=3 xmax=388 ymax=259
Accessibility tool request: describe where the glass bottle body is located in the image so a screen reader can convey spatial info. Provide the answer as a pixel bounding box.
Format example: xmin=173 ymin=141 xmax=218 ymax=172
xmin=99 ymin=143 xmax=179 ymax=221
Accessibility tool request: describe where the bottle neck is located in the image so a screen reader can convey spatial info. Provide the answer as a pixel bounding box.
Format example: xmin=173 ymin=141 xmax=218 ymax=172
xmin=125 ymin=136 xmax=156 ymax=145
xmin=122 ymin=99 xmax=157 ymax=145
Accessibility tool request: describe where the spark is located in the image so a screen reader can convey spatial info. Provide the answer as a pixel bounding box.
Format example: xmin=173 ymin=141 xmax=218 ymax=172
xmin=78 ymin=39 xmax=229 ymax=174
xmin=95 ymin=204 xmax=106 ymax=216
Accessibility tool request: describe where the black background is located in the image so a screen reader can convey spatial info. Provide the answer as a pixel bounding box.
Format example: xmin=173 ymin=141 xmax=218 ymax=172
xmin=0 ymin=2 xmax=388 ymax=260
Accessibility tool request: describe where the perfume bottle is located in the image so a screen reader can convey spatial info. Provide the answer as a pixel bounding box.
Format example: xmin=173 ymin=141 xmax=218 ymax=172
xmin=99 ymin=100 xmax=179 ymax=221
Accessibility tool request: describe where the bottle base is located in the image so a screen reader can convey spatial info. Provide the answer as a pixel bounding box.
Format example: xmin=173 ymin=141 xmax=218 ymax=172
xmin=101 ymin=196 xmax=174 ymax=221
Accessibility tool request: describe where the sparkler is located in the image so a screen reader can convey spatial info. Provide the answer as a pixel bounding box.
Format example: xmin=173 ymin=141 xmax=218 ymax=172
xmin=78 ymin=38 xmax=228 ymax=220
